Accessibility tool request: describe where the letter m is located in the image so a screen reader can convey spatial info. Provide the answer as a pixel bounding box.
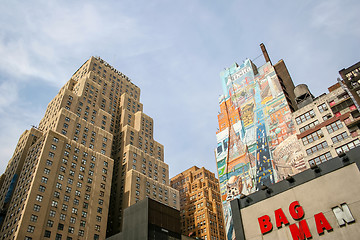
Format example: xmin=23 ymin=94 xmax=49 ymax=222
xmin=289 ymin=220 xmax=312 ymax=240
xmin=332 ymin=203 xmax=355 ymax=226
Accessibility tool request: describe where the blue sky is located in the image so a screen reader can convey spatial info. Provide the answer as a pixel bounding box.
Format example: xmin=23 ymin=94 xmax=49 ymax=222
xmin=0 ymin=0 xmax=359 ymax=177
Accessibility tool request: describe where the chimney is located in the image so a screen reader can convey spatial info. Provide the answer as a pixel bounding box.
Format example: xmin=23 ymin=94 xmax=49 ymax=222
xmin=260 ymin=43 xmax=272 ymax=65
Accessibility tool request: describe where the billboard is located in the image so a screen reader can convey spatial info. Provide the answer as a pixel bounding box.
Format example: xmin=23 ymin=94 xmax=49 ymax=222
xmin=216 ymin=59 xmax=305 ymax=239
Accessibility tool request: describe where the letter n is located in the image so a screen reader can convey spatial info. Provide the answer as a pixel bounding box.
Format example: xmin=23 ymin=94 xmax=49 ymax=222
xmin=332 ymin=203 xmax=355 ymax=226
xmin=289 ymin=220 xmax=312 ymax=240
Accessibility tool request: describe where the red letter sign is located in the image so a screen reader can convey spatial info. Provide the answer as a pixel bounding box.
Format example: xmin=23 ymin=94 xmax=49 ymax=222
xmin=275 ymin=208 xmax=289 ymax=228
xmin=314 ymin=212 xmax=332 ymax=235
xmin=258 ymin=215 xmax=273 ymax=234
xmin=289 ymin=220 xmax=312 ymax=240
xmin=289 ymin=201 xmax=305 ymax=220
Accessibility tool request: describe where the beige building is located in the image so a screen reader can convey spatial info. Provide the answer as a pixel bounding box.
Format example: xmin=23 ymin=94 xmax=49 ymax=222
xmin=171 ymin=166 xmax=225 ymax=240
xmin=292 ymin=83 xmax=360 ymax=168
xmin=0 ymin=56 xmax=178 ymax=240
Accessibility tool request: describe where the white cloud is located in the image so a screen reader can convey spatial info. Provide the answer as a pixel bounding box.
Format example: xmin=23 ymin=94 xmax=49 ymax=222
xmin=0 ymin=81 xmax=19 ymax=114
xmin=311 ymin=0 xmax=360 ymax=38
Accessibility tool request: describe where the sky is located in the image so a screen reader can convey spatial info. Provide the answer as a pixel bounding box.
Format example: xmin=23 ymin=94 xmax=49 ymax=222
xmin=0 ymin=0 xmax=359 ymax=178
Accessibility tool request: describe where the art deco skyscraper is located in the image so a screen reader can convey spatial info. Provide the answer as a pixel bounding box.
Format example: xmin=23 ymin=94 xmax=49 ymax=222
xmin=0 ymin=57 xmax=179 ymax=240
xmin=171 ymin=166 xmax=225 ymax=240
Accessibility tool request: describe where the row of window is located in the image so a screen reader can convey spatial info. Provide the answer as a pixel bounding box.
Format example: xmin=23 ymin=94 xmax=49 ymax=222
xmin=301 ymin=120 xmax=345 ymax=145
xmin=296 ymin=103 xmax=330 ymax=126
xmin=306 ymin=141 xmax=328 ymax=155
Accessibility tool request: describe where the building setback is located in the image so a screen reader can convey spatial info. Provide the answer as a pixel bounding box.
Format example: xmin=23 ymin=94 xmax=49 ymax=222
xmin=171 ymin=166 xmax=225 ymax=240
xmin=0 ymin=56 xmax=179 ymax=240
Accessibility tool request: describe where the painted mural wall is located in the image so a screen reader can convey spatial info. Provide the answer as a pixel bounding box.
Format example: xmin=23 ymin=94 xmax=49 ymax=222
xmin=215 ymin=59 xmax=306 ymax=239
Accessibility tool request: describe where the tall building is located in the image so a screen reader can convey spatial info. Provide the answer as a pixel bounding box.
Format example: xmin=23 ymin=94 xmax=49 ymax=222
xmin=215 ymin=44 xmax=306 ymax=239
xmin=0 ymin=56 xmax=178 ymax=240
xmin=171 ymin=166 xmax=225 ymax=240
xmin=339 ymin=61 xmax=360 ymax=108
xmin=292 ymin=82 xmax=360 ymax=167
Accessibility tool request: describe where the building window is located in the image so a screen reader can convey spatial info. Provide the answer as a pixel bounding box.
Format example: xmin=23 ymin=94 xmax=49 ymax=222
xmin=295 ymin=110 xmax=315 ymax=125
xmin=39 ymin=185 xmax=46 ymax=192
xmin=41 ymin=176 xmax=48 ymax=183
xmin=326 ymin=120 xmax=343 ymax=134
xmin=34 ymin=204 xmax=41 ymax=212
xmin=27 ymin=225 xmax=35 ymax=233
xmin=80 ymin=220 xmax=86 ymax=227
xmin=49 ymin=210 xmax=56 ymax=217
xmin=306 ymin=141 xmax=328 ymax=155
xmin=82 ymin=211 xmax=87 ymax=218
xmin=72 ymin=208 xmax=78 ymax=214
xmin=323 ymin=114 xmax=332 ymax=121
xmin=30 ymin=215 xmax=38 ymax=222
xmin=299 ymin=120 xmax=319 ymax=133
xmin=36 ymin=195 xmax=43 ymax=202
xmin=51 ymin=200 xmax=58 ymax=207
xmin=47 ymin=220 xmax=54 ymax=227
xmin=54 ymin=191 xmax=60 ymax=198
xmin=336 ymin=139 xmax=360 ymax=154
xmin=95 ymin=225 xmax=100 ymax=232
xmin=331 ymin=131 xmax=349 ymax=143
xmin=97 ymin=207 xmax=102 ymax=214
xmin=317 ymin=103 xmax=328 ymax=113
xmin=308 ymin=152 xmax=332 ymax=166
xmin=56 ymin=182 xmax=62 ymax=189
xmin=301 ymin=130 xmax=324 ymax=145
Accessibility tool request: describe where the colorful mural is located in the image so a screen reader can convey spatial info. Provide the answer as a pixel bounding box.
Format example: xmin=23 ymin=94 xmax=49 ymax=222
xmin=215 ymin=59 xmax=305 ymax=239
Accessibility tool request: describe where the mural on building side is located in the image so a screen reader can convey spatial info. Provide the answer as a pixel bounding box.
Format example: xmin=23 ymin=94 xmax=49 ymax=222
xmin=215 ymin=59 xmax=306 ymax=239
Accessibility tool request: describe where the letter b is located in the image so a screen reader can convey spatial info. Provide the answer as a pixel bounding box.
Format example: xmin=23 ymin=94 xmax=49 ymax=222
xmin=258 ymin=215 xmax=273 ymax=234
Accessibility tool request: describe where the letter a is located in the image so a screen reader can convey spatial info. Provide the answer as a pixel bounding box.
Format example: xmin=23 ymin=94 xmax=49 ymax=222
xmin=314 ymin=212 xmax=332 ymax=235
xmin=275 ymin=208 xmax=289 ymax=228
